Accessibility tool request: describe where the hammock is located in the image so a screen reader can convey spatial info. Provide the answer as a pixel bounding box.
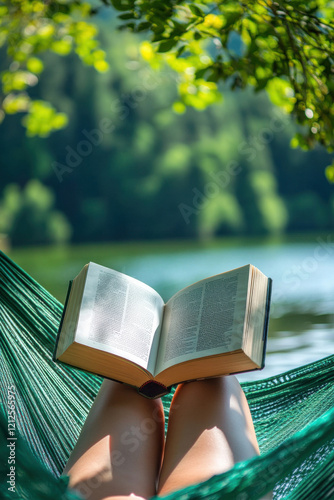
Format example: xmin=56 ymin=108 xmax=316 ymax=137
xmin=0 ymin=251 xmax=333 ymax=500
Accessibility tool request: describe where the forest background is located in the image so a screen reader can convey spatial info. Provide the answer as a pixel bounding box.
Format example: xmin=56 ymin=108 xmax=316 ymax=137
xmin=0 ymin=5 xmax=333 ymax=248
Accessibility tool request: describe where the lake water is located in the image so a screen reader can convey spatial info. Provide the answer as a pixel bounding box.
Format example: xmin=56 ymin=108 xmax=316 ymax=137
xmin=9 ymin=233 xmax=334 ymax=383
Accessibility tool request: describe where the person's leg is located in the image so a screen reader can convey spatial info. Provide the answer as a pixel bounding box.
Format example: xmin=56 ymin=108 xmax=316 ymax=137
xmin=63 ymin=379 xmax=165 ymax=500
xmin=157 ymin=376 xmax=262 ymax=496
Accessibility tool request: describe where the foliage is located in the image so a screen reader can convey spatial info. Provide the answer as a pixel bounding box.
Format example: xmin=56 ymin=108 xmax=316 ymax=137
xmin=1 ymin=25 xmax=332 ymax=247
xmin=0 ymin=0 xmax=109 ymax=136
xmin=0 ymin=0 xmax=333 ymax=160
xmin=108 ymin=0 xmax=334 ymax=152
xmin=0 ymin=180 xmax=72 ymax=245
xmin=325 ymin=160 xmax=334 ymax=182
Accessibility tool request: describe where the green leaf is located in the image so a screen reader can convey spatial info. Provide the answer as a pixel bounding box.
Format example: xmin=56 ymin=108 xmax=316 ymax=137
xmin=152 ymin=33 xmax=167 ymax=42
xmin=255 ymin=78 xmax=270 ymax=92
xmin=325 ymin=162 xmax=334 ymax=183
xmin=176 ymin=45 xmax=186 ymax=57
xmin=224 ymin=11 xmax=243 ymax=29
xmin=111 ymin=0 xmax=134 ymax=12
xmin=136 ymin=22 xmax=151 ymax=32
xmin=195 ymin=67 xmax=209 ymax=79
xmin=157 ymin=38 xmax=178 ymax=53
xmin=266 ymin=77 xmax=295 ymax=112
xmin=189 ymin=5 xmax=204 ymax=17
xmin=26 ymin=58 xmax=44 ymax=74
xmin=123 ymin=22 xmax=136 ymax=30
xmin=51 ymin=40 xmax=72 ymax=55
xmin=151 ymin=23 xmax=165 ymax=35
xmin=118 ymin=13 xmax=136 ymax=20
xmin=207 ymin=70 xmax=219 ymax=83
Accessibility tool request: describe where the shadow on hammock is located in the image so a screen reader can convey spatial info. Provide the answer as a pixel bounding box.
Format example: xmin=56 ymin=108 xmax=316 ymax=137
xmin=0 ymin=251 xmax=333 ymax=500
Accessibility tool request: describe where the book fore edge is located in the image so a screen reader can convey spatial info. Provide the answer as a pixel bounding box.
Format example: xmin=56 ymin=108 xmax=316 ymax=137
xmin=261 ymin=277 xmax=273 ymax=369
xmin=53 ymin=280 xmax=73 ymax=363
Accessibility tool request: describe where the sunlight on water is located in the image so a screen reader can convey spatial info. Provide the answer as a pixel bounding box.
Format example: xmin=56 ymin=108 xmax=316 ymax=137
xmin=120 ymin=237 xmax=334 ymax=315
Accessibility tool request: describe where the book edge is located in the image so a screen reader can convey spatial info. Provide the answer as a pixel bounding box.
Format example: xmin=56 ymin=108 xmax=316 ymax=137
xmin=52 ymin=280 xmax=73 ymax=362
xmin=138 ymin=380 xmax=171 ymax=399
xmin=261 ymin=277 xmax=273 ymax=369
xmin=230 ymin=276 xmax=272 ymax=375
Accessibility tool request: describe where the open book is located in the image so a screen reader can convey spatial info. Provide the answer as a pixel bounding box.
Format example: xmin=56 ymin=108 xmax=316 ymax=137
xmin=54 ymin=263 xmax=272 ymax=398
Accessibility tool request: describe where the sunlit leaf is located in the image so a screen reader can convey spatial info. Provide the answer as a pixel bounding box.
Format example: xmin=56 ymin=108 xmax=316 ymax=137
xmin=26 ymin=57 xmax=44 ymax=74
xmin=94 ymin=59 xmax=109 ymax=72
xmin=172 ymin=101 xmax=186 ymax=114
xmin=3 ymin=94 xmax=30 ymax=113
xmin=266 ymin=78 xmax=296 ymax=113
xmin=51 ymin=40 xmax=72 ymax=55
xmin=325 ymin=162 xmax=334 ymax=183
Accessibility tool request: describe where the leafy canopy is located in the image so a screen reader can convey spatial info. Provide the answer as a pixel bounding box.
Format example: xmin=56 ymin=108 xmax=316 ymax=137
xmin=110 ymin=1 xmax=334 ymax=147
xmin=0 ymin=0 xmax=109 ymax=136
xmin=0 ymin=1 xmax=333 ymax=175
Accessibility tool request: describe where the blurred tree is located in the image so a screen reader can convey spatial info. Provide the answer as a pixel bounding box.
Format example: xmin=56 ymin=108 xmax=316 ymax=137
xmin=287 ymin=191 xmax=329 ymax=231
xmin=247 ymin=170 xmax=288 ymax=233
xmin=0 ymin=180 xmax=72 ymax=245
xmin=0 ymin=23 xmax=332 ymax=246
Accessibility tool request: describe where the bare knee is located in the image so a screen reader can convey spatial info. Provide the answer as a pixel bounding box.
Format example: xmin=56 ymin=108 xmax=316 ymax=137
xmin=98 ymin=381 xmax=164 ymax=419
xmin=182 ymin=375 xmax=238 ymax=391
xmin=172 ymin=376 xmax=240 ymax=406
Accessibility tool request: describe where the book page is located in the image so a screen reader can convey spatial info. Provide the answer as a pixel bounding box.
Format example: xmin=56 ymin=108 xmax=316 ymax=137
xmin=155 ymin=265 xmax=250 ymax=374
xmin=74 ymin=263 xmax=165 ymax=370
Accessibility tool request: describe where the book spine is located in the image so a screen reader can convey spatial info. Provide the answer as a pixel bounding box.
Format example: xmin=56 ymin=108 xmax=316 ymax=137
xmin=138 ymin=381 xmax=171 ymax=399
xmin=261 ymin=277 xmax=273 ymax=369
xmin=52 ymin=280 xmax=73 ymax=362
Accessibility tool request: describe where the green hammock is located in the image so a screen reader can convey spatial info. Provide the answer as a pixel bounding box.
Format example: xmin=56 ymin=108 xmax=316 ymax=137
xmin=0 ymin=251 xmax=333 ymax=500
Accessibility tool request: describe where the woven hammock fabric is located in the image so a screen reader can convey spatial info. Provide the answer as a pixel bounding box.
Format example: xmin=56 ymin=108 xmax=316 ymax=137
xmin=0 ymin=251 xmax=333 ymax=500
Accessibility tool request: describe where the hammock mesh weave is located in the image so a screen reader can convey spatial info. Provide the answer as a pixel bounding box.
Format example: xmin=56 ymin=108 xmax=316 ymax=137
xmin=0 ymin=251 xmax=333 ymax=500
